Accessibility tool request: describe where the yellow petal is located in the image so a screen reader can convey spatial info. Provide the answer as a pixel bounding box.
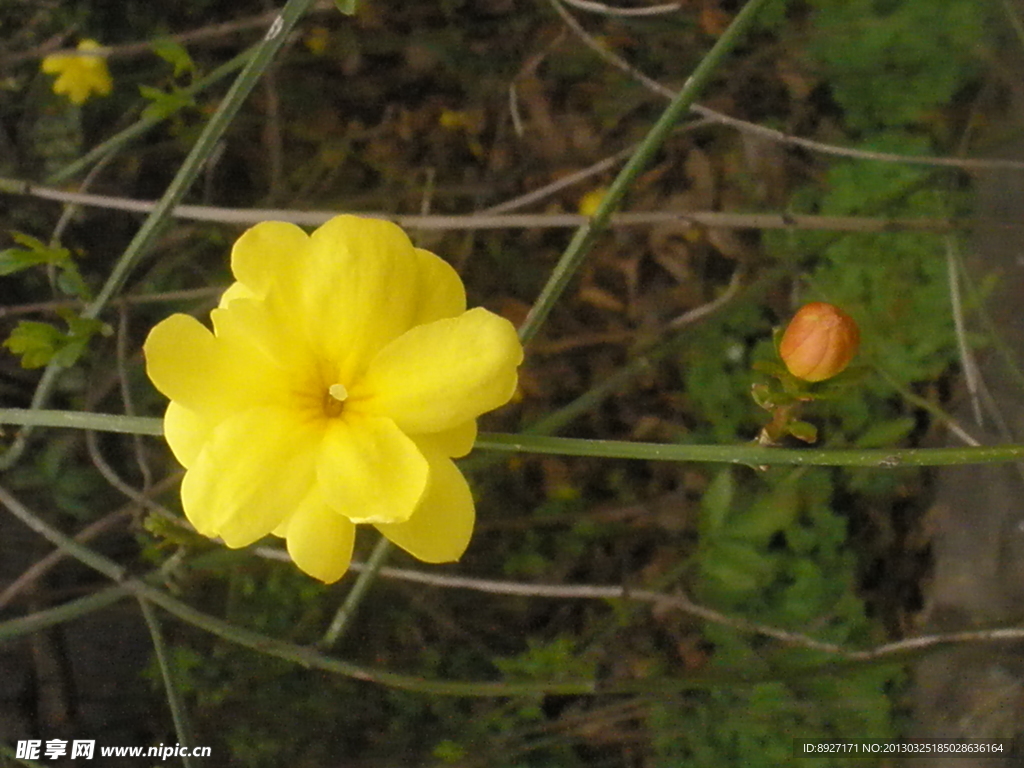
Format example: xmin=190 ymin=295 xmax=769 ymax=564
xmin=218 ymin=281 xmax=256 ymax=307
xmin=376 ymin=453 xmax=474 ymax=563
xmin=209 ymin=297 xmax=311 ymax=393
xmin=144 ymin=312 xmax=291 ymax=424
xmin=304 ymin=216 xmax=463 ymax=380
xmin=409 ymin=246 xmax=466 ymax=324
xmin=181 ymin=407 xmax=320 ymax=547
xmin=283 ymin=492 xmax=356 ymax=583
xmin=229 ymin=216 xmax=465 ymax=383
xmin=163 ymin=401 xmax=210 ymax=468
xmin=53 ymin=72 xmax=89 ymax=105
xmin=415 ymin=420 xmax=477 ymax=459
xmin=145 ymin=314 xmax=219 ymax=404
xmin=317 ymin=413 xmax=429 ymax=524
xmin=354 ymin=307 xmax=522 ymax=434
xmin=229 ymin=221 xmax=310 ymax=299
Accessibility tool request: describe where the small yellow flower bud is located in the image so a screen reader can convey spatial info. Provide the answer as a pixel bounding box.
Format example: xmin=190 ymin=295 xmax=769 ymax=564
xmin=577 ymin=187 xmax=607 ymax=217
xmin=778 ymin=302 xmax=859 ymax=382
xmin=304 ymin=26 xmax=330 ymax=55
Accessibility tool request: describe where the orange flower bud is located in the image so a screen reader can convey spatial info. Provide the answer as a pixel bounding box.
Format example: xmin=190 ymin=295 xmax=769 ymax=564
xmin=778 ymin=302 xmax=859 ymax=382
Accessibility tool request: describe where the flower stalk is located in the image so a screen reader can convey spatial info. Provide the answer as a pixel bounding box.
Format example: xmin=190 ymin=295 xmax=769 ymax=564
xmin=1 ymin=408 xmax=1022 ymax=468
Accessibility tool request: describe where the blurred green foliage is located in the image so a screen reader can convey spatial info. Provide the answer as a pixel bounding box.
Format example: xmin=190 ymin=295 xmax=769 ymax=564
xmin=806 ymin=0 xmax=988 ymax=131
xmin=666 ymin=467 xmax=897 ymax=765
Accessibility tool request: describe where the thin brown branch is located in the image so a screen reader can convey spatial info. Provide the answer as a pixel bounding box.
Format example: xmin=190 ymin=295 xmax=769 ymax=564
xmin=254 ymin=547 xmax=1024 ymax=665
xmin=561 ymin=0 xmax=683 ymax=16
xmin=0 ymin=287 xmax=222 ymax=320
xmin=1 ymin=181 xmax=982 ymax=232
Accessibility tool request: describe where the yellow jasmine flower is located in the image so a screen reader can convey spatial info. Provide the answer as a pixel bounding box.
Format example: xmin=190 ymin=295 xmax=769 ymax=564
xmin=144 ymin=215 xmax=523 ymax=582
xmin=41 ymin=39 xmax=113 ymax=105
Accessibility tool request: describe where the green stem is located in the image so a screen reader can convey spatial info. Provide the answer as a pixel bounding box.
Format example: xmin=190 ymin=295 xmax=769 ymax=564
xmin=0 ymin=408 xmax=163 ymax=435
xmin=139 ymin=598 xmax=196 ymax=768
xmin=474 ymin=432 xmax=1024 ymax=467
xmin=3 ymin=408 xmax=1024 ymax=467
xmin=320 ymin=536 xmax=393 ymax=649
xmin=0 ymin=584 xmax=132 ymax=642
xmin=517 ymin=0 xmax=776 ymax=344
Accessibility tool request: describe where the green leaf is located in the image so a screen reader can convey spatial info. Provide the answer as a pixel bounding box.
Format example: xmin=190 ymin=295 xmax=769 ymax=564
xmin=750 ymin=382 xmax=772 ymax=409
xmin=334 ymin=0 xmax=358 ymax=14
xmin=139 ymin=85 xmax=196 ymax=121
xmin=55 ymin=260 xmax=91 ymax=299
xmin=854 ymin=416 xmax=915 ymax=448
xmin=150 ymin=38 xmax=195 ymax=78
xmin=751 ymin=381 xmax=796 ymax=411
xmin=10 ymin=232 xmax=50 ymax=251
xmin=432 ymin=740 xmax=467 ymax=763
xmin=785 ymin=420 xmax=818 ymax=443
xmin=0 ymin=231 xmax=71 ymax=275
xmin=700 ymin=468 xmax=736 ymax=537
xmin=0 ymin=246 xmax=44 ymax=275
xmin=779 ymin=558 xmax=827 ymax=623
xmin=3 ymin=310 xmax=109 ymax=369
xmin=58 ymin=307 xmax=110 ymax=339
xmin=728 ymin=473 xmax=802 ymax=543
xmin=700 ymin=540 xmax=775 ymax=595
xmin=3 ymin=321 xmax=65 ymax=368
xmin=50 ymin=336 xmax=89 ymax=368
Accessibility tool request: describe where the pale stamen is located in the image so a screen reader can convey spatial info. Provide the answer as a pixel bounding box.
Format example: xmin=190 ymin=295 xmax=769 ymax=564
xmin=323 ymin=383 xmax=349 ymax=417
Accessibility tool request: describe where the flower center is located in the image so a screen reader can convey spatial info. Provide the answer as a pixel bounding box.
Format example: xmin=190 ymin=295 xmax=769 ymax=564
xmin=324 ymin=383 xmax=348 ymax=417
